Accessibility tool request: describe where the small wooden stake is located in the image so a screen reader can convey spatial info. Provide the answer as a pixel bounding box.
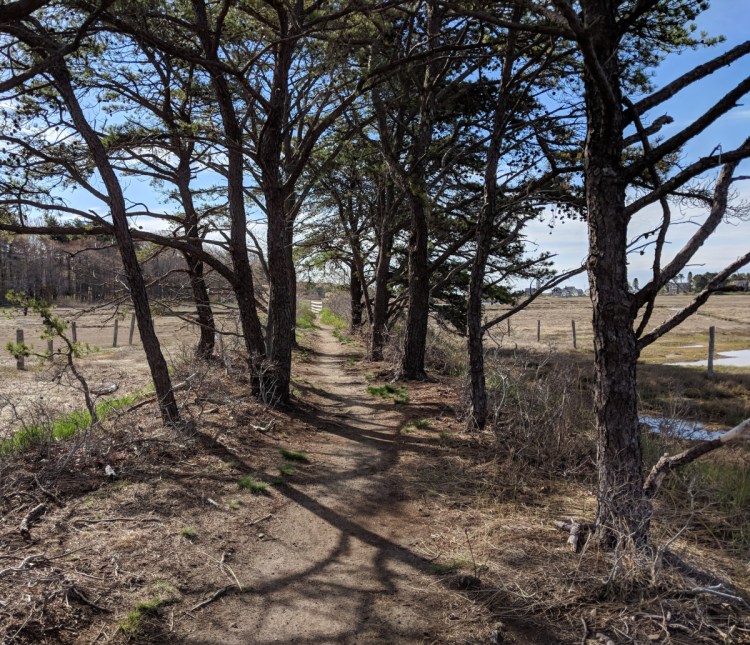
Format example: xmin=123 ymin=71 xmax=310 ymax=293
xmin=128 ymin=314 xmax=136 ymax=345
xmin=707 ymin=326 xmax=715 ymax=377
xmin=571 ymin=320 xmax=577 ymax=349
xmin=537 ymin=319 xmax=541 ymax=342
xmin=507 ymin=318 xmax=511 ymax=335
xmin=47 ymin=339 xmax=53 ymax=358
xmin=71 ymin=321 xmax=77 ymax=343
xmin=113 ymin=319 xmax=119 ymax=348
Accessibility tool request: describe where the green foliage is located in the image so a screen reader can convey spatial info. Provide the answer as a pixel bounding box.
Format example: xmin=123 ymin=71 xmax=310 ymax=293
xmin=319 ymin=308 xmax=346 ymax=330
xmin=238 ymin=476 xmax=269 ymax=493
xmin=0 ymin=390 xmax=146 ymax=456
xmin=279 ymin=448 xmax=310 ymax=463
xmin=367 ymin=384 xmax=409 ymax=404
xmin=180 ymin=527 xmax=197 ymax=539
xmin=296 ymin=305 xmax=317 ymax=331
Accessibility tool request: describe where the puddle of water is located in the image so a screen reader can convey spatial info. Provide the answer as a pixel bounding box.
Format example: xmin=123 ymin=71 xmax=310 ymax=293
xmin=640 ymin=416 xmax=724 ymax=441
xmin=672 ymin=349 xmax=750 ymax=368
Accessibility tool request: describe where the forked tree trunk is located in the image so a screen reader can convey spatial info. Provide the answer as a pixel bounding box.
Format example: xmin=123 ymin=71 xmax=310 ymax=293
xmin=581 ymin=1 xmax=651 ymax=547
xmin=53 ymin=63 xmax=180 ymax=425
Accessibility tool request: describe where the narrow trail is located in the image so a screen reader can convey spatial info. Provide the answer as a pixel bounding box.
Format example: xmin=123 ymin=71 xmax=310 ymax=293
xmin=186 ymin=325 xmax=447 ymax=645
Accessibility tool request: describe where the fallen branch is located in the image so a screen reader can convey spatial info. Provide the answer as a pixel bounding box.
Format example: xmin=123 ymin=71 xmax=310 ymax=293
xmin=644 ymin=417 xmax=750 ymax=498
xmin=553 ymin=518 xmax=595 ymax=552
xmin=187 ymin=586 xmax=231 ymax=613
xmin=247 ymin=513 xmax=272 ymax=526
xmin=126 ymin=373 xmax=198 ymax=413
xmin=19 ymin=503 xmax=47 ymax=538
xmin=687 ymin=585 xmax=748 ymax=606
xmin=66 ymin=585 xmax=112 ymax=612
xmin=0 ymin=553 xmax=47 ymax=577
xmin=73 ymin=516 xmax=161 ymax=526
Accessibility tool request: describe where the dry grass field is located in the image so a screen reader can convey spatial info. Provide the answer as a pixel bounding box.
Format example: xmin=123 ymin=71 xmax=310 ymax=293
xmin=0 ymin=304 xmax=240 ymax=432
xmin=488 ymin=293 xmax=750 ymax=367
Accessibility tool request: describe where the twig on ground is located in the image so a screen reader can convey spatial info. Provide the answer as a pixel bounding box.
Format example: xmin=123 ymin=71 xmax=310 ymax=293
xmin=247 ymin=513 xmax=272 ymax=526
xmin=187 ymin=586 xmax=231 ymax=613
xmin=66 ymin=585 xmax=112 ymax=612
xmin=72 ymin=516 xmax=161 ymax=527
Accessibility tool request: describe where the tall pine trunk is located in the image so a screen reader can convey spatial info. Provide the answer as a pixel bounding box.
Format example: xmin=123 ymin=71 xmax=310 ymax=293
xmin=581 ymin=1 xmax=651 ymax=547
xmin=369 ymin=226 xmax=393 ymax=361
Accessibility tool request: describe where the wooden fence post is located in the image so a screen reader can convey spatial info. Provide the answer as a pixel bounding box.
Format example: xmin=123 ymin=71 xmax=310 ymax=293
xmin=16 ymin=329 xmax=24 ymax=370
xmin=113 ymin=319 xmax=119 ymax=347
xmin=128 ymin=314 xmax=136 ymax=345
xmin=71 ymin=321 xmax=77 ymax=343
xmin=707 ymin=326 xmax=715 ymax=377
xmin=537 ymin=319 xmax=541 ymax=342
xmin=571 ymin=320 xmax=577 ymax=349
xmin=507 ymin=318 xmax=511 ymax=335
xmin=47 ymin=339 xmax=53 ymax=358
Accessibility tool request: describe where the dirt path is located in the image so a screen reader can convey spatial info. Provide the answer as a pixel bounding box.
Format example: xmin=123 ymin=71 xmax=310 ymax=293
xmin=186 ymin=326 xmax=447 ymax=644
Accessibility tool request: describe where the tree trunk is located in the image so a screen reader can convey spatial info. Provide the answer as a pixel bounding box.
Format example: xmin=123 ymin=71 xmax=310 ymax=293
xmin=400 ymin=191 xmax=430 ymax=380
xmin=175 ymin=153 xmax=215 ymax=360
xmin=52 ymin=63 xmax=180 ymax=425
xmin=265 ymin=193 xmax=294 ymax=404
xmin=581 ymin=1 xmax=651 ymax=548
xmin=349 ymin=264 xmax=363 ymax=333
xmin=369 ymin=226 xmax=393 ymax=361
xmin=185 ymin=254 xmax=215 ymax=359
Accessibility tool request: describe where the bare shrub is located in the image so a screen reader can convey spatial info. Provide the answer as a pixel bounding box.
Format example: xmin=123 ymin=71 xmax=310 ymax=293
xmin=486 ymin=348 xmax=595 ymax=476
xmin=321 ymin=289 xmax=350 ymax=326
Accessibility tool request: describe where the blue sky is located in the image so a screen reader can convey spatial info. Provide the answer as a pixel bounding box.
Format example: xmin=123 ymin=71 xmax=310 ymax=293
xmin=525 ymin=0 xmax=750 ymax=288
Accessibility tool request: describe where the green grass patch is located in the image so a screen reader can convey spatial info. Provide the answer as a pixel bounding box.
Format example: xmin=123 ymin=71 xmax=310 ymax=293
xmin=0 ymin=389 xmax=148 ymax=456
xmin=278 ymin=463 xmax=297 ymax=476
xmin=238 ymin=476 xmax=269 ymax=493
xmin=319 ymin=307 xmax=347 ymax=330
xmin=118 ymin=595 xmax=164 ymax=635
xmin=367 ymin=384 xmax=409 ymax=404
xmin=296 ymin=306 xmax=317 ymax=331
xmin=279 ymin=448 xmax=310 ymax=463
xmin=180 ymin=527 xmax=197 ymax=540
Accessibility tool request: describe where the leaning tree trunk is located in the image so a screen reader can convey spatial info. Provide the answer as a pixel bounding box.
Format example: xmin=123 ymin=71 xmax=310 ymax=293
xmin=53 ymin=63 xmax=180 ymax=425
xmin=582 ymin=1 xmax=651 ymax=548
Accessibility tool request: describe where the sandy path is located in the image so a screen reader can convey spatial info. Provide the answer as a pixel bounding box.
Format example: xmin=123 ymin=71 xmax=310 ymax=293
xmin=185 ymin=326 xmax=444 ymax=645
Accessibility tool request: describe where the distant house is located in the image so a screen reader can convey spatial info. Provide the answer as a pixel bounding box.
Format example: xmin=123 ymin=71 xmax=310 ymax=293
xmin=731 ymin=278 xmax=749 ymax=290
xmin=550 ymin=285 xmax=584 ymax=297
xmin=663 ymin=281 xmax=691 ymax=295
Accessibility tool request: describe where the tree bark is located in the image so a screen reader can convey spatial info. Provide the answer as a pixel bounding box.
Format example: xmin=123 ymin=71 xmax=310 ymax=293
xmin=175 ymin=152 xmax=215 ymax=359
xmin=580 ymin=1 xmax=651 ymax=548
xmin=349 ymin=263 xmax=363 ymax=332
xmin=370 ymin=224 xmax=393 ymax=361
